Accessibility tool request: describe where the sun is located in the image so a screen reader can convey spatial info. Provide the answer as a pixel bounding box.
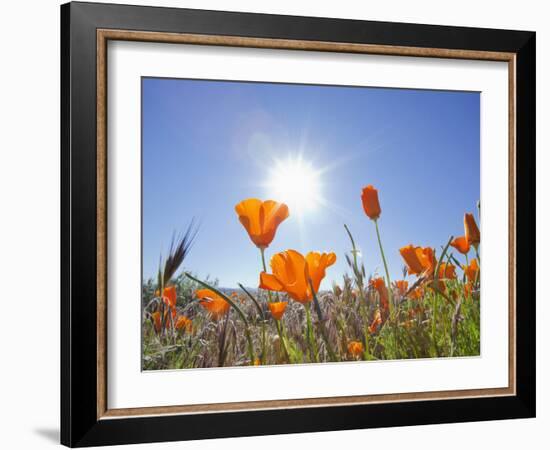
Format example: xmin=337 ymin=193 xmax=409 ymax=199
xmin=265 ymin=156 xmax=322 ymax=213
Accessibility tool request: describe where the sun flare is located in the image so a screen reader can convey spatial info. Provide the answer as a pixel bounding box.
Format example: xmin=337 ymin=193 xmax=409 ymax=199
xmin=266 ymin=156 xmax=322 ymax=213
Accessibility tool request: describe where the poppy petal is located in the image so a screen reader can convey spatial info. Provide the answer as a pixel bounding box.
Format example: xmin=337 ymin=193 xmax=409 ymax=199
xmin=259 ymin=272 xmax=285 ymax=291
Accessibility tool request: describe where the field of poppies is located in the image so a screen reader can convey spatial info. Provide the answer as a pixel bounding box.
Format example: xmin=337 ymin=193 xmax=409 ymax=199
xmin=142 ymin=185 xmax=480 ymax=370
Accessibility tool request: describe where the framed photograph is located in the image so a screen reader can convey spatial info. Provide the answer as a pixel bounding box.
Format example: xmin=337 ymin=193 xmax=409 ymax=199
xmin=61 ymin=1 xmax=536 ymax=447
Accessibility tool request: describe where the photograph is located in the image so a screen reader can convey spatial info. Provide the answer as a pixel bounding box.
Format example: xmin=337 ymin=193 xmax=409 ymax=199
xmin=141 ymin=77 xmax=481 ymax=370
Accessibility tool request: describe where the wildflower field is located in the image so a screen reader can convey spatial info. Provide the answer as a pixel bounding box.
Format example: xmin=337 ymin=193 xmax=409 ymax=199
xmin=142 ymin=186 xmax=480 ymax=370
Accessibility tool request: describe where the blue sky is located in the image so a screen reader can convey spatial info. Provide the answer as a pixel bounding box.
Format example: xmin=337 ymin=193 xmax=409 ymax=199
xmin=142 ymin=77 xmax=479 ymax=290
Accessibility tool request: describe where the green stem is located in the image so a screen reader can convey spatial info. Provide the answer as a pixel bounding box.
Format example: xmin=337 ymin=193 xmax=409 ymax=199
xmin=431 ymin=291 xmax=438 ymax=356
xmin=474 ymin=249 xmax=480 ymax=288
xmin=245 ymin=328 xmax=255 ymax=365
xmin=238 ymin=283 xmax=264 ymax=320
xmin=238 ymin=283 xmax=267 ymax=365
xmin=218 ymin=313 xmax=230 ymax=367
xmin=275 ymin=319 xmax=290 ymax=363
xmin=304 ymin=303 xmax=318 ymax=362
xmin=260 ymin=247 xmax=268 ymax=271
xmin=431 ymin=236 xmax=454 ymax=356
xmin=157 ymin=267 xmax=166 ymax=336
xmin=374 ymin=219 xmax=394 ymax=318
xmin=261 ymin=323 xmax=267 ymax=364
xmin=260 ymin=248 xmax=275 ymax=305
xmin=257 ymin=251 xmax=271 ymax=364
xmin=169 ymin=312 xmax=176 ymax=345
xmin=373 ymin=218 xmax=398 ymax=357
xmin=309 ymin=278 xmax=338 ymax=362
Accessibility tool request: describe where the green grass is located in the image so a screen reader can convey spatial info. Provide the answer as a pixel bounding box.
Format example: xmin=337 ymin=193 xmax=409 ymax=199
xmin=141 ymin=269 xmax=480 ymax=370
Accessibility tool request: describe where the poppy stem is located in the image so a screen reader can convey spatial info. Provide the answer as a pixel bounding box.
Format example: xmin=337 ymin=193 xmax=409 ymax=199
xmin=169 ymin=312 xmax=176 ymax=345
xmin=275 ymin=319 xmax=290 ymax=363
xmin=260 ymin=247 xmax=268 ymax=271
xmin=238 ymin=283 xmax=268 ymax=363
xmin=374 ymin=219 xmax=394 ymax=319
xmin=304 ymin=303 xmax=318 ymax=363
xmin=258 ymin=249 xmax=271 ymax=364
xmin=157 ymin=266 xmax=166 ymax=337
xmin=431 ymin=236 xmax=454 ymax=356
xmin=473 ymin=247 xmax=481 ymax=287
xmin=244 ymin=328 xmax=255 ymax=366
xmin=238 ymin=283 xmax=265 ymax=320
xmin=431 ymin=292 xmax=439 ymax=356
xmin=309 ymin=278 xmax=338 ymax=362
xmin=261 ymin=323 xmax=267 ymax=364
xmin=218 ymin=313 xmax=230 ymax=367
xmin=260 ymin=248 xmax=275 ymax=304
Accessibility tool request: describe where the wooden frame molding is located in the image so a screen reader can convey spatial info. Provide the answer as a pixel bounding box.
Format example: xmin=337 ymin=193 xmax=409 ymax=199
xmin=96 ymin=29 xmax=517 ymax=421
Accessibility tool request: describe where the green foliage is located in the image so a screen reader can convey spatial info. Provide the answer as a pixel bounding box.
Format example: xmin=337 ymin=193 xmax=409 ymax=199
xmin=142 ymin=272 xmax=480 ymax=369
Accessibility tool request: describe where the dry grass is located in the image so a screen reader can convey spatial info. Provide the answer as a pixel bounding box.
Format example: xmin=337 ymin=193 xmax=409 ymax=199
xmin=142 ymin=247 xmax=480 ymax=370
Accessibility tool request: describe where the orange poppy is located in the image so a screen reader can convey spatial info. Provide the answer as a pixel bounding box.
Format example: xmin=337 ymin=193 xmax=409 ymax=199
xmin=175 ymin=315 xmax=193 ymax=333
xmin=267 ymin=301 xmax=288 ymax=320
xmin=451 ymin=236 xmax=470 ymax=255
xmin=196 ymin=289 xmax=231 ymax=320
xmin=428 ymin=279 xmax=446 ymax=293
xmin=259 ymin=249 xmax=336 ymax=304
xmin=407 ymin=287 xmax=424 ymax=301
xmin=463 ymin=258 xmax=480 ymax=284
xmin=399 ymin=245 xmax=436 ymax=276
xmin=394 ymin=280 xmax=409 ymax=297
xmin=464 ymin=213 xmax=480 ymax=246
xmin=163 ymin=285 xmax=177 ymax=308
xmin=399 ymin=245 xmax=424 ymax=275
xmin=306 ymin=252 xmax=338 ymax=294
xmin=438 ymin=263 xmax=457 ymax=280
xmin=368 ymin=309 xmax=382 ymax=334
xmin=418 ymin=247 xmax=437 ymax=276
xmin=154 ymin=285 xmax=177 ymax=317
xmin=151 ymin=311 xmax=162 ymax=332
xmin=370 ymin=277 xmax=389 ymax=310
xmin=361 ymin=185 xmax=381 ymax=220
xmin=235 ymin=198 xmax=289 ymax=249
xmin=151 ymin=311 xmax=172 ymax=332
xmin=347 ymin=340 xmax=364 ymax=357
